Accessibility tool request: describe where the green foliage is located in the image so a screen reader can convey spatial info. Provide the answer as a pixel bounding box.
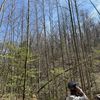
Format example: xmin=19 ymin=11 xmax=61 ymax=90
xmin=94 ymin=59 xmax=100 ymax=63
xmin=27 ymin=68 xmax=37 ymax=78
xmin=50 ymin=67 xmax=65 ymax=75
xmin=0 ymin=42 xmax=39 ymax=96
xmin=94 ymin=49 xmax=100 ymax=54
xmin=0 ymin=53 xmax=15 ymax=59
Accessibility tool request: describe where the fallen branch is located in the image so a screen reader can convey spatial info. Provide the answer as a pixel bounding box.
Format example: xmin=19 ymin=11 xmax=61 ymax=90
xmin=37 ymin=57 xmax=91 ymax=93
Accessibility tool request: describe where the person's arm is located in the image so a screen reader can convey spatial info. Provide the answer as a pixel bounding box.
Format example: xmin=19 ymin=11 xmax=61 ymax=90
xmin=76 ymin=86 xmax=88 ymax=100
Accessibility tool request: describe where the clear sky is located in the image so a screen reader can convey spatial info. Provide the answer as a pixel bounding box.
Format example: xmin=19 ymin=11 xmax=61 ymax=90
xmin=0 ymin=0 xmax=100 ymax=41
xmin=0 ymin=0 xmax=100 ymax=17
xmin=0 ymin=0 xmax=100 ymax=21
xmin=60 ymin=0 xmax=100 ymax=19
xmin=79 ymin=0 xmax=100 ymax=18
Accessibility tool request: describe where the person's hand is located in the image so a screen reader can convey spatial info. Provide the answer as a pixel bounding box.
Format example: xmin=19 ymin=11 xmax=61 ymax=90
xmin=75 ymin=86 xmax=84 ymax=96
xmin=76 ymin=86 xmax=83 ymax=91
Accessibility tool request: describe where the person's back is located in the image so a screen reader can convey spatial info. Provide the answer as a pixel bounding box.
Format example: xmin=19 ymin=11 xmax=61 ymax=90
xmin=66 ymin=82 xmax=88 ymax=100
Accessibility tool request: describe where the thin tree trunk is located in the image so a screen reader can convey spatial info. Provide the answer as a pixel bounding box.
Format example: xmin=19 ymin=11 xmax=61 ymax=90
xmin=23 ymin=0 xmax=30 ymax=99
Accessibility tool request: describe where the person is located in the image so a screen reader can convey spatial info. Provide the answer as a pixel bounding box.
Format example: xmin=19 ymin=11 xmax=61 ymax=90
xmin=66 ymin=82 xmax=88 ymax=100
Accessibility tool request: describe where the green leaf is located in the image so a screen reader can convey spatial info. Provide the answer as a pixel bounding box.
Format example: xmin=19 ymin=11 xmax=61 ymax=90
xmin=50 ymin=67 xmax=64 ymax=75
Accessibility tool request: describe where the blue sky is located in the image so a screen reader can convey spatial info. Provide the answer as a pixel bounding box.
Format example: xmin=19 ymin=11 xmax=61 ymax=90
xmin=0 ymin=0 xmax=100 ymax=21
xmin=60 ymin=0 xmax=100 ymax=19
xmin=0 ymin=0 xmax=100 ymax=41
xmin=79 ymin=0 xmax=100 ymax=18
xmin=0 ymin=0 xmax=100 ymax=18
